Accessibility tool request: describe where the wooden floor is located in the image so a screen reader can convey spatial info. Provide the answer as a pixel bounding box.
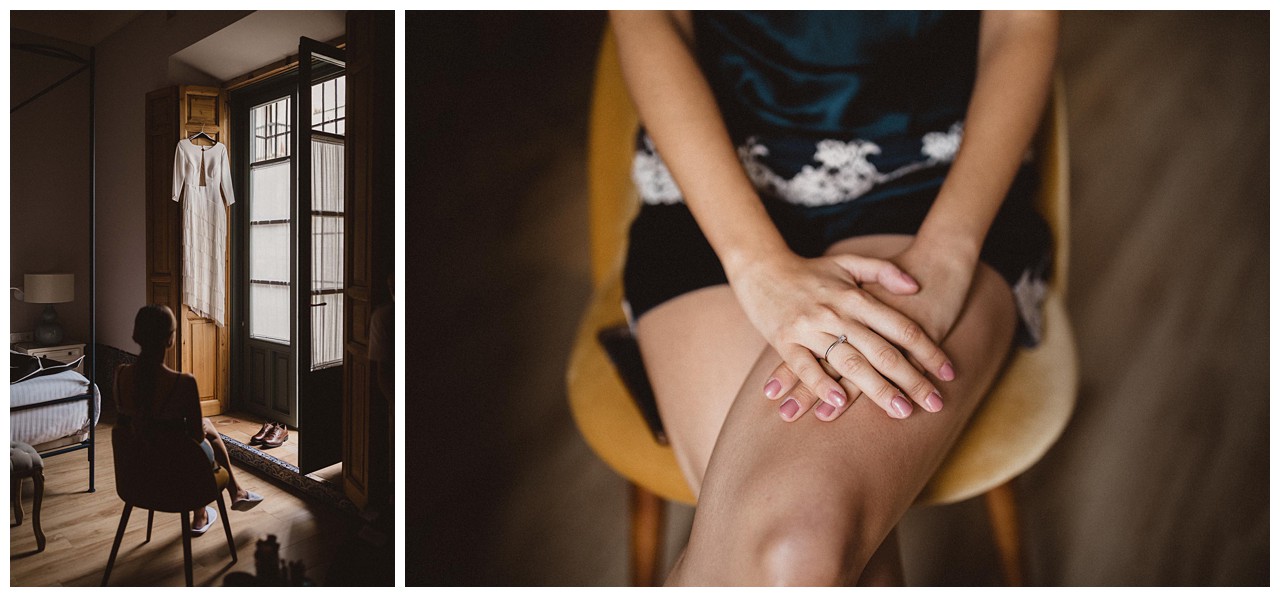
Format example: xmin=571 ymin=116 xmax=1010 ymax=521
xmin=9 ymin=421 xmax=359 ymax=587
xmin=409 ymin=11 xmax=1268 ymax=586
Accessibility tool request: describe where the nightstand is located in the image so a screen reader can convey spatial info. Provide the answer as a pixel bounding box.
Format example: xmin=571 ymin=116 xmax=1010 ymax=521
xmin=13 ymin=341 xmax=86 ymax=375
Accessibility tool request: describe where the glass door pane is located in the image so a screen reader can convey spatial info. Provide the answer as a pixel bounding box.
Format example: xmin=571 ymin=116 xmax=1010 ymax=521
xmin=310 ymin=136 xmax=344 ymax=369
xmin=248 ymin=161 xmax=290 ymax=342
xmin=248 ymin=98 xmax=292 ymax=344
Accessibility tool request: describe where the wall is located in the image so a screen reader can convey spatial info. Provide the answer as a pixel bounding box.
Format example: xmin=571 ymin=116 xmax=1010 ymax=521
xmin=91 ymin=10 xmax=250 ymax=351
xmin=10 ymin=31 xmax=93 ymax=344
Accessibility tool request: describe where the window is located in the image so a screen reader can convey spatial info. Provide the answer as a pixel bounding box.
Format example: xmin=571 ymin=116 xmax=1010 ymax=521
xmin=311 ymin=76 xmax=345 ymax=135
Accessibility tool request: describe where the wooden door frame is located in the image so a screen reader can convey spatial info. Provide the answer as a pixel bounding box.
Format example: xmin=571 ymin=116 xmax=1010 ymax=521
xmin=341 ymin=10 xmax=394 ymax=511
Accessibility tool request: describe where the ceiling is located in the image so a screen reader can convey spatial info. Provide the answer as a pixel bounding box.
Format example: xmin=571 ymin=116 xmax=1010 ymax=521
xmin=11 ymin=10 xmax=347 ymax=83
xmin=170 ymin=11 xmax=346 ymax=81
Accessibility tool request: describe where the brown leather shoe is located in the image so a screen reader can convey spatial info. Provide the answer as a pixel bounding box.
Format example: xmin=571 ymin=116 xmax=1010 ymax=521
xmin=261 ymin=423 xmax=289 ymax=449
xmin=250 ymin=422 xmax=274 ymax=445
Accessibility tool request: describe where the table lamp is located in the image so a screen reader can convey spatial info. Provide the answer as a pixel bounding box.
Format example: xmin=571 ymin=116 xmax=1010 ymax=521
xmin=24 ymin=273 xmax=74 ymax=346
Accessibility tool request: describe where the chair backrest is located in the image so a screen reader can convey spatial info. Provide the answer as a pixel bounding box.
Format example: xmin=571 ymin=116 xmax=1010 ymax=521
xmin=586 ymin=26 xmax=1069 ymax=294
xmin=586 ymin=26 xmax=642 ymax=288
xmin=112 ymin=424 xmax=221 ymax=513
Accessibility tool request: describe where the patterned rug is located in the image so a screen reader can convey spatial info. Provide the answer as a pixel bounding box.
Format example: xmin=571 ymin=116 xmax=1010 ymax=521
xmin=222 ymin=435 xmax=358 ymax=516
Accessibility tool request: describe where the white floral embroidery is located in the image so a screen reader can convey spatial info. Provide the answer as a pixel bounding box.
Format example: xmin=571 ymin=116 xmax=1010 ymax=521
xmin=634 ymin=121 xmax=965 ymax=207
xmin=742 ymin=139 xmax=883 ymax=206
xmin=631 ymin=137 xmax=683 ymax=205
xmin=1012 ymin=269 xmax=1047 ymax=345
xmin=921 ymin=122 xmax=963 ymax=162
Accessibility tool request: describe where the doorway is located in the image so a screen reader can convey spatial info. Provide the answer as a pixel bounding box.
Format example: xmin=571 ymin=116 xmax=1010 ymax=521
xmin=229 ymin=38 xmax=347 ymax=475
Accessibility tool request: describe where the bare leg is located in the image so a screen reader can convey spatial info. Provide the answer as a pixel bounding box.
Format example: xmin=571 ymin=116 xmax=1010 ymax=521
xmin=192 ymin=418 xmax=251 ymax=529
xmin=636 ymin=235 xmax=1017 ymax=585
xmin=202 ymin=418 xmax=248 ymax=500
xmin=636 ymin=287 xmax=770 ymax=494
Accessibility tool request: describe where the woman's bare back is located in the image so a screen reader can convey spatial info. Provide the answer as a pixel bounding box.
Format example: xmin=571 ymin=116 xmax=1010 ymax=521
xmin=115 ymin=363 xmax=201 ymax=439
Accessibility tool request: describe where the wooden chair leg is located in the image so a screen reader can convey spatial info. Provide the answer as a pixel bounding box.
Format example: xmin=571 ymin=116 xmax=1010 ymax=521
xmin=984 ymin=481 xmax=1025 ymax=586
xmin=12 ymin=474 xmax=23 ymax=525
xmin=180 ymin=510 xmax=194 ymax=587
xmin=102 ymin=503 xmax=133 ymax=586
xmin=216 ymin=495 xmax=237 ymax=562
xmin=145 ymin=510 xmax=154 ymax=543
xmin=629 ymin=482 xmax=665 ymax=587
xmin=32 ymin=471 xmax=46 ymax=552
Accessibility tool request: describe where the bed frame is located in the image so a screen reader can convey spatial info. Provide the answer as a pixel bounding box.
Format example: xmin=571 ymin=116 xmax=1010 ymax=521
xmin=12 ymin=42 xmax=97 ymax=492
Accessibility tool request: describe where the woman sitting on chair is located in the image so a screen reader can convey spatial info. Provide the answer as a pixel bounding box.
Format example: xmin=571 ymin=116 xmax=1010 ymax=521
xmin=114 ymin=305 xmax=263 ymax=536
xmin=612 ymin=11 xmax=1057 ymax=584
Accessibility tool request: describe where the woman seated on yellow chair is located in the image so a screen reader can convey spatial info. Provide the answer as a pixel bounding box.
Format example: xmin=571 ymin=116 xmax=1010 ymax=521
xmin=114 ymin=305 xmax=263 ymax=536
xmin=613 ymin=11 xmax=1057 ymax=585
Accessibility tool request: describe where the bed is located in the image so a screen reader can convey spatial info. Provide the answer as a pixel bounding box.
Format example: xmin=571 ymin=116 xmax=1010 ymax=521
xmin=11 ymin=366 xmax=100 ymax=491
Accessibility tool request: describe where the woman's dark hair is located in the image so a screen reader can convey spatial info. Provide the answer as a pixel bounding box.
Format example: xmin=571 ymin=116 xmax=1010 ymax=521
xmin=133 ymin=304 xmax=176 ymax=355
xmin=131 ymin=304 xmax=175 ymax=416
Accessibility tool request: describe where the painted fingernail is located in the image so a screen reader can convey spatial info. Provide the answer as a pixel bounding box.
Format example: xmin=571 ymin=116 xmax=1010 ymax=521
xmin=924 ymin=392 xmax=944 ymax=413
xmin=779 ymin=398 xmax=800 ymax=419
xmin=939 ymin=361 xmax=955 ymax=382
xmin=829 ymin=389 xmax=846 ymax=407
xmin=816 ymin=402 xmax=836 ymax=418
xmin=891 ymin=395 xmax=913 ymax=419
xmin=764 ymin=378 xmax=782 ymax=399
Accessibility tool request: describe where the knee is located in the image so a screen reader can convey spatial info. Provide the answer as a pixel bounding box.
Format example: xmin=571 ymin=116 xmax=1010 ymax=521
xmin=750 ymin=512 xmax=856 ymax=586
xmin=687 ymin=468 xmax=881 ymax=585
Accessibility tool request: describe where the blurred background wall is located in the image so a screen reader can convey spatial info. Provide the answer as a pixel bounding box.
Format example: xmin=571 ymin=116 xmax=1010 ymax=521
xmin=408 ymin=11 xmax=1268 ymax=586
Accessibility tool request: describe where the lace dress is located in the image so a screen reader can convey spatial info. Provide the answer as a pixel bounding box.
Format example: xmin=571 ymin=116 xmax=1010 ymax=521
xmin=172 ymin=139 xmax=236 ymax=327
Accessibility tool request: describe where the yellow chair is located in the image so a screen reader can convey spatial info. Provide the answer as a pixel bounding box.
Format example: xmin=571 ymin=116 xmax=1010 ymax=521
xmin=566 ymin=27 xmax=1076 ymax=586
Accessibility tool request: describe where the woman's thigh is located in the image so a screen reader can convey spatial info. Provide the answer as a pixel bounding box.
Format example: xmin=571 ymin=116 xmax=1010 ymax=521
xmin=635 ymin=285 xmax=769 ymax=495
xmin=643 ymin=234 xmax=1019 ymax=584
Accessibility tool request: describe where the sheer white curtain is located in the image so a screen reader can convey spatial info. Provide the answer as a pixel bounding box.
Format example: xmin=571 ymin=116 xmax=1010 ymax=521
xmin=311 ymin=138 xmax=344 ymax=369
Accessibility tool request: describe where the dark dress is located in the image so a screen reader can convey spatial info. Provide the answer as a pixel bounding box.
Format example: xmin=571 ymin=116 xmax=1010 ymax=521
xmin=623 ymin=10 xmax=1051 ymax=345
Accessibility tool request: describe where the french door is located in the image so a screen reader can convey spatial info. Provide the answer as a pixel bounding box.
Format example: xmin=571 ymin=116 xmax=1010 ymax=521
xmin=295 ymin=38 xmax=347 ymax=473
xmin=239 ymin=84 xmax=294 ymax=427
xmin=232 ymin=37 xmax=347 ymax=474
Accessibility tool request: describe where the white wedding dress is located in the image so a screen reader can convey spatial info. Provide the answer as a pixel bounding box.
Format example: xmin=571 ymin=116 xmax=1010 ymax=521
xmin=172 ymin=139 xmax=235 ymax=327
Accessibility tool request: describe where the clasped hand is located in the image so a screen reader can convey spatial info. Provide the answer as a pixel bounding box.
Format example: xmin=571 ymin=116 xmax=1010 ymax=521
xmin=728 ymin=247 xmax=969 ymax=423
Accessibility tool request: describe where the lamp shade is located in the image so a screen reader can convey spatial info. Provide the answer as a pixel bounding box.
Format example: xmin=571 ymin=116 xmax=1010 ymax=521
xmin=24 ymin=274 xmax=74 ymax=304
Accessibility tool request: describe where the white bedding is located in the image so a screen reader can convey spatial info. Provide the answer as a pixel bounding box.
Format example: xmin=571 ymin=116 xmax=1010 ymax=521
xmin=10 ymin=370 xmax=101 ymax=448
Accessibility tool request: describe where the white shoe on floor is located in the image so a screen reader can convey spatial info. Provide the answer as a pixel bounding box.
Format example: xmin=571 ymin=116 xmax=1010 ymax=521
xmin=232 ymin=490 xmax=264 ymax=512
xmin=191 ymin=506 xmax=217 ymax=537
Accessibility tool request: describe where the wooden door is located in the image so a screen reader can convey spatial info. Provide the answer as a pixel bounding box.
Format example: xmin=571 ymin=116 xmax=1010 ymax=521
xmin=145 ymin=85 xmax=232 ymax=415
xmin=342 ymin=11 xmax=394 ymax=510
